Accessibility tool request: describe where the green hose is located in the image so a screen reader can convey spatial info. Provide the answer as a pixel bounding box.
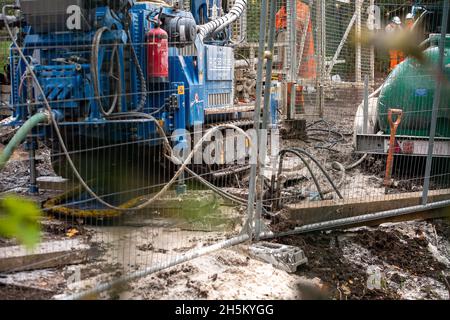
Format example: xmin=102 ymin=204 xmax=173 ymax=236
xmin=0 ymin=112 xmax=49 ymax=170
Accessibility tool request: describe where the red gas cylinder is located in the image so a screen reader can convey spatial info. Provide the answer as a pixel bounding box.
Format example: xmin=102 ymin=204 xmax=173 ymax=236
xmin=146 ymin=26 xmax=169 ymax=83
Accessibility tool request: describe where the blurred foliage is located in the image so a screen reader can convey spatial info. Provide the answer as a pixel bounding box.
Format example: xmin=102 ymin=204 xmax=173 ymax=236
xmin=0 ymin=196 xmax=42 ymax=249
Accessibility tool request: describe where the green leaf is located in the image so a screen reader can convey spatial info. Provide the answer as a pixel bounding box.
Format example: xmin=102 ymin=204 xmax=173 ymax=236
xmin=0 ymin=195 xmax=42 ymax=249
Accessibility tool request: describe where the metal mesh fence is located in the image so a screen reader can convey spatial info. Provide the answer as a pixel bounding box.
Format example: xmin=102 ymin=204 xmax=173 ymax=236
xmin=0 ymin=0 xmax=254 ymax=299
xmin=258 ymin=0 xmax=450 ymax=238
xmin=0 ymin=0 xmax=449 ymax=300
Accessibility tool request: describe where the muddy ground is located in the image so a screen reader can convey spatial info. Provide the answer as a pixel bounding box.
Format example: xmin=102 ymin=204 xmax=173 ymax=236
xmin=0 ymin=216 xmax=448 ymax=300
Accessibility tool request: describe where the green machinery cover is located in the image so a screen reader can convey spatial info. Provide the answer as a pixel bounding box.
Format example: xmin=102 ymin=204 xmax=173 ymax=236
xmin=377 ymin=34 xmax=450 ymax=137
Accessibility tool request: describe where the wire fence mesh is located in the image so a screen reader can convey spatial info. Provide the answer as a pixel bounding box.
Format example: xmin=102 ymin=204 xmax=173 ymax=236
xmin=0 ymin=0 xmax=448 ymax=300
xmin=0 ymin=0 xmax=255 ymax=299
xmin=256 ymin=0 xmax=450 ymax=238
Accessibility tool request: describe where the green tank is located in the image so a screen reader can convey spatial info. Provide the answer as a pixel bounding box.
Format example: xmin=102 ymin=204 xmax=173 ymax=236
xmin=377 ymin=34 xmax=450 ymax=137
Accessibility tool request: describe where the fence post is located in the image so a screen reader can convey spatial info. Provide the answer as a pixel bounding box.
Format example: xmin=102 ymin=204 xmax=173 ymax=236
xmin=255 ymin=0 xmax=278 ymax=241
xmin=315 ymin=0 xmax=326 ymax=118
xmin=246 ymin=0 xmax=269 ymax=238
xmin=287 ymin=0 xmax=297 ymax=120
xmin=369 ymin=0 xmax=375 ymax=86
xmin=363 ymin=75 xmax=369 ymax=134
xmin=422 ymin=0 xmax=449 ymax=205
xmin=355 ymin=0 xmax=362 ymax=83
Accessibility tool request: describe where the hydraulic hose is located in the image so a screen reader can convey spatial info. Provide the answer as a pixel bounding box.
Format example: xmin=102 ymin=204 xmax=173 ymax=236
xmin=275 ymin=149 xmax=325 ymax=203
xmin=197 ymin=0 xmax=247 ymax=41
xmin=289 ymin=147 xmax=344 ymax=199
xmin=112 ymin=111 xmax=248 ymax=206
xmin=345 ymin=153 xmax=367 ymax=171
xmin=126 ymin=29 xmax=147 ymax=112
xmin=0 ymin=111 xmax=50 ymax=170
xmin=91 ymin=27 xmax=121 ymax=116
xmin=322 ymin=161 xmax=346 ymax=196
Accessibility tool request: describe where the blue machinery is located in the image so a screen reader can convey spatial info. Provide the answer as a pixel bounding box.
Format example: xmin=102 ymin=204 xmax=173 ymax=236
xmin=8 ymin=0 xmax=236 ymax=138
xmin=1 ymin=0 xmax=279 ymax=198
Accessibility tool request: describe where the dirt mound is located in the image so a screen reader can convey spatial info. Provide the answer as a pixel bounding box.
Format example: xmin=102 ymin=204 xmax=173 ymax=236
xmin=354 ymin=229 xmax=446 ymax=279
xmin=275 ymin=232 xmax=401 ymax=299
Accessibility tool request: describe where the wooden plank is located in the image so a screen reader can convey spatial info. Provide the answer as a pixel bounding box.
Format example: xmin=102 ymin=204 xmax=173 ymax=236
xmin=0 ymin=239 xmax=91 ymax=273
xmin=285 ymin=188 xmax=450 ymax=225
xmin=37 ymin=176 xmax=74 ymax=192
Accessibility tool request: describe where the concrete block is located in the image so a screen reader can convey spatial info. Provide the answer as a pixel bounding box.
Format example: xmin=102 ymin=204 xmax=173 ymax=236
xmin=249 ymin=242 xmax=308 ymax=273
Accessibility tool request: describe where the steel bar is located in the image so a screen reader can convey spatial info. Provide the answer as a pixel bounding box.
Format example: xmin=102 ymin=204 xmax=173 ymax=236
xmin=355 ymin=0 xmax=362 ymax=83
xmin=363 ymin=75 xmax=369 ymax=134
xmin=259 ymin=198 xmax=450 ymax=241
xmin=247 ymin=0 xmax=269 ymax=237
xmin=296 ymin=2 xmax=312 ymax=77
xmin=287 ymin=0 xmax=297 ymax=119
xmin=422 ymin=0 xmax=449 ymax=205
xmin=256 ymin=0 xmax=278 ymax=240
xmin=327 ymin=13 xmax=356 ymax=77
xmin=369 ymin=0 xmax=375 ymax=86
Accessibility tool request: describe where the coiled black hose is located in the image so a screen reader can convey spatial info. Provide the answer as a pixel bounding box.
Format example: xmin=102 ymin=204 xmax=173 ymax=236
xmin=273 ymin=149 xmax=325 ymax=210
xmin=288 ymin=147 xmax=344 ymax=200
xmin=273 ymin=147 xmax=345 ymax=210
xmin=306 ymin=119 xmax=345 ymax=152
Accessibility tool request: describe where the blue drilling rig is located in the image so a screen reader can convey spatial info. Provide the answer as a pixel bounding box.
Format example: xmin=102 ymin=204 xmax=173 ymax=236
xmin=1 ymin=0 xmax=273 ymax=204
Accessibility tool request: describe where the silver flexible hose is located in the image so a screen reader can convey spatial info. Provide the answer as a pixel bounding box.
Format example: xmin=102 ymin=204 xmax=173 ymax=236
xmin=90 ymin=27 xmax=121 ymax=116
xmin=197 ymin=0 xmax=247 ymax=41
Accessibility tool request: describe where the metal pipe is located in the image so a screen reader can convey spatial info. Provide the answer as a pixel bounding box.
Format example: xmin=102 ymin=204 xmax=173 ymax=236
xmin=259 ymin=197 xmax=450 ymax=240
xmin=26 ymin=69 xmax=38 ymax=194
xmin=27 ymin=135 xmax=38 ymax=194
xmin=363 ymin=75 xmax=369 ymax=134
xmin=255 ymin=0 xmax=278 ymax=240
xmin=59 ymin=234 xmax=250 ymax=300
xmin=247 ymin=0 xmax=269 ymax=238
xmin=422 ymin=0 xmax=449 ymax=205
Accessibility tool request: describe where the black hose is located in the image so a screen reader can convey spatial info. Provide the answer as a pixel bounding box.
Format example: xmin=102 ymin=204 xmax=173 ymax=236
xmin=306 ymin=119 xmax=345 ymax=151
xmin=126 ymin=29 xmax=147 ymax=112
xmin=322 ymin=161 xmax=346 ymax=195
xmin=287 ymin=147 xmax=344 ymax=200
xmin=274 ymin=149 xmax=325 ymax=210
